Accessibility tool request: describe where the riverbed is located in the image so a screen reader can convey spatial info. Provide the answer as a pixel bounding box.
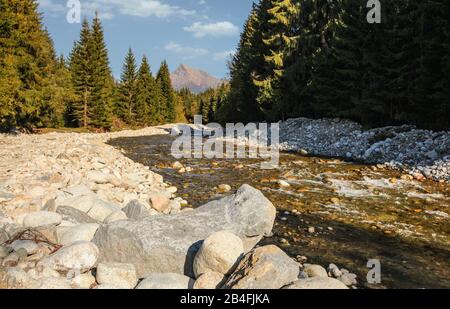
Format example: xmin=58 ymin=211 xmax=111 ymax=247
xmin=109 ymin=134 xmax=450 ymax=289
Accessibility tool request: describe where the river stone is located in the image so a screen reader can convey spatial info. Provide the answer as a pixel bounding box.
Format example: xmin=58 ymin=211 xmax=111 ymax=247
xmin=86 ymin=200 xmax=122 ymax=222
xmin=0 ymin=246 xmax=10 ymax=258
xmin=27 ymin=267 xmax=61 ymax=280
xmin=2 ymin=267 xmax=38 ymax=288
xmin=328 ymin=263 xmax=342 ymax=278
xmin=149 ymin=194 xmax=170 ymax=213
xmin=96 ymin=262 xmax=138 ymax=289
xmin=338 ymin=272 xmax=358 ymax=286
xmin=37 ymin=241 xmax=99 ymax=273
xmin=57 ymin=194 xmax=97 ymax=213
xmin=36 ymin=277 xmax=72 ymax=289
xmin=123 ymin=200 xmax=151 ymax=220
xmin=224 ymin=245 xmax=300 ymax=289
xmin=193 ymin=271 xmax=227 ymax=289
xmin=93 ymin=185 xmax=276 ymax=278
xmin=10 ymin=240 xmax=39 ymax=255
xmin=0 ymin=228 xmax=8 ymax=244
xmin=193 ymin=230 xmax=244 ymax=278
xmin=71 ymin=272 xmax=96 ymax=289
xmin=283 ymin=277 xmax=348 ymax=289
xmin=136 ymin=273 xmax=194 ymax=289
xmin=56 ymin=206 xmax=99 ymax=224
xmin=2 ymin=252 xmax=20 ymax=267
xmin=218 ymin=184 xmax=232 ymax=193
xmin=23 ymin=211 xmax=62 ymax=228
xmin=57 ymin=223 xmax=100 ymax=245
xmin=104 ymin=211 xmax=128 ymax=224
xmin=87 ymin=171 xmax=118 ymax=185
xmin=303 ymin=264 xmax=329 ymax=278
xmin=62 ymin=185 xmax=93 ymax=197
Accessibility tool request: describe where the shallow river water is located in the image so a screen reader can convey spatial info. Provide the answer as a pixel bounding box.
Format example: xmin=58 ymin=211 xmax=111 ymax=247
xmin=109 ymin=134 xmax=450 ymax=289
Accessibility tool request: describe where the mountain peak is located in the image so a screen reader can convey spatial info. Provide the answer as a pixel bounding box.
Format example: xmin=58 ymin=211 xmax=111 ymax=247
xmin=171 ymin=64 xmax=222 ymax=94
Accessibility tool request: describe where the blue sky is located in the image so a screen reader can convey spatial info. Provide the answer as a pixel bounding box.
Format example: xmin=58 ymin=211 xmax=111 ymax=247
xmin=37 ymin=0 xmax=254 ymax=79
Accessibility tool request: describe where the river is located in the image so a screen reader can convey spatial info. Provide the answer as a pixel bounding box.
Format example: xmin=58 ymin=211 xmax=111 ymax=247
xmin=109 ymin=134 xmax=450 ymax=289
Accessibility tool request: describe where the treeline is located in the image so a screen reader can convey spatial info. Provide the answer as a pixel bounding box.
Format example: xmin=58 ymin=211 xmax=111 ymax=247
xmin=177 ymin=83 xmax=230 ymax=124
xmin=0 ymin=0 xmax=187 ymax=131
xmin=218 ymin=0 xmax=450 ymax=130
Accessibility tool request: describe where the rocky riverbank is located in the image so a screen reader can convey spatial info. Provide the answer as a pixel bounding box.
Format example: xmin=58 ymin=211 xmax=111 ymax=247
xmin=215 ymin=118 xmax=449 ymax=182
xmin=0 ymin=128 xmax=355 ymax=289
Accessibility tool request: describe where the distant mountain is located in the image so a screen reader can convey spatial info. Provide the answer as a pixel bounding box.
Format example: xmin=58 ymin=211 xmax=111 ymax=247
xmin=170 ymin=64 xmax=223 ymax=94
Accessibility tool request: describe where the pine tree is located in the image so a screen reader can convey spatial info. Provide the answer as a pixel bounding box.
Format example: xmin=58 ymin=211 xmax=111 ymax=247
xmin=252 ymin=0 xmax=299 ymax=120
xmin=118 ymin=48 xmax=138 ymax=124
xmin=69 ymin=18 xmax=92 ymax=128
xmin=89 ymin=13 xmax=113 ymax=129
xmin=156 ymin=61 xmax=176 ymax=123
xmin=0 ymin=0 xmax=64 ymax=130
xmin=135 ymin=55 xmax=159 ymax=126
xmin=226 ymin=3 xmax=266 ymax=123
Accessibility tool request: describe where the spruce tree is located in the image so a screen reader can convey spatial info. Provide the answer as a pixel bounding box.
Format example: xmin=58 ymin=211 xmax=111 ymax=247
xmin=0 ymin=0 xmax=64 ymax=129
xmin=252 ymin=0 xmax=298 ymax=120
xmin=69 ymin=18 xmax=92 ymax=128
xmin=156 ymin=61 xmax=176 ymax=123
xmin=135 ymin=55 xmax=159 ymax=126
xmin=89 ymin=13 xmax=113 ymax=129
xmin=227 ymin=3 xmax=266 ymax=123
xmin=118 ymin=48 xmax=138 ymax=124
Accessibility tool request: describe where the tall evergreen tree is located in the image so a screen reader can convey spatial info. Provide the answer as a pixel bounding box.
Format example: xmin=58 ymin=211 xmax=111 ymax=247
xmin=0 ymin=0 xmax=64 ymax=129
xmin=252 ymin=0 xmax=299 ymax=120
xmin=89 ymin=12 xmax=113 ymax=129
xmin=118 ymin=48 xmax=137 ymax=123
xmin=226 ymin=3 xmax=266 ymax=123
xmin=135 ymin=55 xmax=160 ymax=125
xmin=156 ymin=60 xmax=176 ymax=123
xmin=69 ymin=18 xmax=92 ymax=128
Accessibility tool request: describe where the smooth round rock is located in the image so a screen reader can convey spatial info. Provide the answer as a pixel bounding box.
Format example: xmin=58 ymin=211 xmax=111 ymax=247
xmin=96 ymin=262 xmax=138 ymax=289
xmin=10 ymin=240 xmax=39 ymax=255
xmin=23 ymin=211 xmax=62 ymax=228
xmin=303 ymin=264 xmax=328 ymax=278
xmin=16 ymin=248 xmax=28 ymax=259
xmin=71 ymin=272 xmax=96 ymax=289
xmin=57 ymin=223 xmax=100 ymax=246
xmin=217 ymin=184 xmax=232 ymax=193
xmin=193 ymin=230 xmax=244 ymax=278
xmin=149 ymin=194 xmax=170 ymax=213
xmin=37 ymin=241 xmax=99 ymax=273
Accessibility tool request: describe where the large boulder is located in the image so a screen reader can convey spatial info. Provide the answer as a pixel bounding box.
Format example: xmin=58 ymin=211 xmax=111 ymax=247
xmin=224 ymin=245 xmax=300 ymax=289
xmin=93 ymin=185 xmax=276 ymax=278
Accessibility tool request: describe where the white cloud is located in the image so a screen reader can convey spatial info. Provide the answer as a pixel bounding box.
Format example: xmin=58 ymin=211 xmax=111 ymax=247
xmin=213 ymin=50 xmax=236 ymax=61
xmin=38 ymin=0 xmax=195 ymax=20
xmin=37 ymin=0 xmax=66 ymax=15
xmin=183 ymin=21 xmax=239 ymax=38
xmin=164 ymin=42 xmax=209 ymax=59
